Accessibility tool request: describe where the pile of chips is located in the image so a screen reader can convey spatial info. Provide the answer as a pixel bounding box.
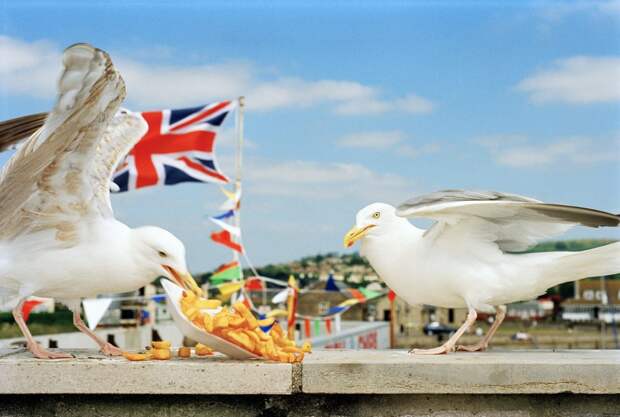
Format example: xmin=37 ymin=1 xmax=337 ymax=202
xmin=180 ymin=289 xmax=311 ymax=363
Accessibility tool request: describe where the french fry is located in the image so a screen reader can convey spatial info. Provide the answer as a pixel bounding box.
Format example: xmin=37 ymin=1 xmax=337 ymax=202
xmin=213 ymin=312 xmax=229 ymax=329
xmin=178 ymin=347 xmax=191 ymax=358
xmin=301 ymin=342 xmax=312 ymax=353
xmin=254 ymin=328 xmax=271 ymax=342
xmin=123 ymin=352 xmax=149 ymax=361
xmin=197 ymin=299 xmax=222 ymax=309
xmin=228 ymin=315 xmax=246 ymax=328
xmin=151 ymin=340 xmax=171 ymax=349
xmin=195 ymin=343 xmax=213 ymax=356
xmin=228 ymin=331 xmax=255 ymax=352
xmin=151 ymin=348 xmax=171 ymax=360
xmin=203 ymin=314 xmax=214 ymax=332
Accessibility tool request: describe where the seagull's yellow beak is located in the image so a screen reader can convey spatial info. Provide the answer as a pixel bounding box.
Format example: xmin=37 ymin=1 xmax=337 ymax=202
xmin=163 ymin=265 xmax=203 ymax=296
xmin=343 ymin=225 xmax=375 ymax=248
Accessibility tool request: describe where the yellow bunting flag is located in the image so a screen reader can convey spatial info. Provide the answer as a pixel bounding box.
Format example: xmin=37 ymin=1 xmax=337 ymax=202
xmin=267 ymin=309 xmax=289 ymax=318
xmin=217 ymin=282 xmax=243 ymax=301
xmin=339 ymin=298 xmax=360 ymax=308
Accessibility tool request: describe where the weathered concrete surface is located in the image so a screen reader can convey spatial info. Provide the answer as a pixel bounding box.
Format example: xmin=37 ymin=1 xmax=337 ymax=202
xmin=302 ymin=349 xmax=620 ymax=394
xmin=1 ymin=394 xmax=620 ymax=417
xmin=2 ymin=348 xmax=619 ymax=397
xmin=0 ymin=349 xmax=293 ymax=395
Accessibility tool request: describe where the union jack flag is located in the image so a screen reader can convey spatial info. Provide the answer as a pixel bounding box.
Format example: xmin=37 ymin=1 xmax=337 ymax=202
xmin=112 ymin=101 xmax=234 ymax=192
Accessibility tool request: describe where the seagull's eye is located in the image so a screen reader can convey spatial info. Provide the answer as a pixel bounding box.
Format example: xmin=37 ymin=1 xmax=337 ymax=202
xmin=158 ymin=251 xmax=167 ymax=258
xmin=372 ymin=212 xmax=381 ymax=219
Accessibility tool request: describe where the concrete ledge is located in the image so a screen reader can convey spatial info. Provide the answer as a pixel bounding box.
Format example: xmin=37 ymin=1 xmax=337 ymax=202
xmin=302 ymin=349 xmax=620 ymax=394
xmin=1 ymin=348 xmax=619 ymax=395
xmin=0 ymin=349 xmax=293 ymax=395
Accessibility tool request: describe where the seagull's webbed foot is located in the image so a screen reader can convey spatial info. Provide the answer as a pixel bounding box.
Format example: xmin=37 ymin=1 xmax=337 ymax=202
xmin=456 ymin=341 xmax=488 ymax=352
xmin=100 ymin=342 xmax=123 ymax=356
xmin=28 ymin=343 xmax=74 ymax=360
xmin=410 ymin=308 xmax=479 ymax=356
xmin=410 ymin=343 xmax=455 ymax=355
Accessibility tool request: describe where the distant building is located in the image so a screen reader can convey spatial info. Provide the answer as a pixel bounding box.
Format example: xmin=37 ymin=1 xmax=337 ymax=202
xmin=562 ymin=278 xmax=620 ymax=323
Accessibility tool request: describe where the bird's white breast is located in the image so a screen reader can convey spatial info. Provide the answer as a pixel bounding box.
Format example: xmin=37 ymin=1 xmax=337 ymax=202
xmin=0 ymin=218 xmax=155 ymax=300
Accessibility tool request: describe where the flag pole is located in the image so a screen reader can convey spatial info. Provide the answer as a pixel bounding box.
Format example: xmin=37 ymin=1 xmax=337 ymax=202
xmin=233 ymin=97 xmax=245 ymax=282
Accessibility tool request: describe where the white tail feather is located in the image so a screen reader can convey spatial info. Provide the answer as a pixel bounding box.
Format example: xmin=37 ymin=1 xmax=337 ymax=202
xmin=544 ymin=242 xmax=620 ymax=286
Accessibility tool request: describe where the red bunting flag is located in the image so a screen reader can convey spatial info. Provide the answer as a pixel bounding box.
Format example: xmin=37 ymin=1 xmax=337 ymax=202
xmin=348 ymin=288 xmax=367 ymax=303
xmin=325 ymin=318 xmax=332 ymax=335
xmin=388 ymin=289 xmax=397 ymax=302
xmin=304 ymin=318 xmax=311 ymax=338
xmin=21 ymin=299 xmax=44 ymax=322
xmin=210 ymin=230 xmax=243 ymax=253
xmin=244 ymin=277 xmax=264 ymax=291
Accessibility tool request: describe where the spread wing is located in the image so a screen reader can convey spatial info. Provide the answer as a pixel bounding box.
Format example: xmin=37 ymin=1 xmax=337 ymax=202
xmin=0 ymin=43 xmax=147 ymax=243
xmin=0 ymin=113 xmax=48 ymax=152
xmin=396 ymin=190 xmax=620 ymax=252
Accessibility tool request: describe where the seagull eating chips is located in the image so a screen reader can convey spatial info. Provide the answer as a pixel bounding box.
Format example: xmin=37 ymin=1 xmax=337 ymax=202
xmin=344 ymin=190 xmax=620 ymax=354
xmin=0 ymin=44 xmax=198 ymax=359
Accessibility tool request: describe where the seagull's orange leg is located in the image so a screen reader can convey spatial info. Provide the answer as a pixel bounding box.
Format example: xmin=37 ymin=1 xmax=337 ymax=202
xmin=12 ymin=299 xmax=73 ymax=359
xmin=410 ymin=308 xmax=477 ymax=355
xmin=72 ymin=309 xmax=123 ymax=356
xmin=457 ymin=305 xmax=506 ymax=352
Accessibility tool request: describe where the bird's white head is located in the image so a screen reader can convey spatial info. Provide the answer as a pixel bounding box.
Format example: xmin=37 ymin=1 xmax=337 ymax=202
xmin=343 ymin=203 xmax=405 ymax=248
xmin=132 ymin=226 xmax=196 ymax=291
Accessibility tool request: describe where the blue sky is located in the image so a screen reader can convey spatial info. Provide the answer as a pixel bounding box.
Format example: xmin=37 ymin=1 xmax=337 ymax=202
xmin=1 ymin=1 xmax=619 ymax=272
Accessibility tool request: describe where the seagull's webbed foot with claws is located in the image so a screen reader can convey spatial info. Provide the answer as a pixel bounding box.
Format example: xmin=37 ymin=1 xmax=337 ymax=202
xmin=100 ymin=342 xmax=123 ymax=356
xmin=409 ymin=343 xmax=456 ymax=355
xmin=410 ymin=308 xmax=478 ymax=356
xmin=13 ymin=299 xmax=74 ymax=359
xmin=28 ymin=343 xmax=74 ymax=359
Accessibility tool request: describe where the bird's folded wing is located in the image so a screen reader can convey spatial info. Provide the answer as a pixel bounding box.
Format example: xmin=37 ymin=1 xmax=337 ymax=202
xmin=396 ymin=189 xmax=619 ymax=252
xmin=0 ymin=113 xmax=48 ymax=152
xmin=0 ymin=43 xmax=145 ymax=242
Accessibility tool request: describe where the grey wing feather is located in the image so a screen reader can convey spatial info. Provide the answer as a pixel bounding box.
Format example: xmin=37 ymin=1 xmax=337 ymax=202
xmin=0 ymin=113 xmax=48 ymax=152
xmin=396 ymin=189 xmax=619 ymax=252
xmin=399 ymin=189 xmax=541 ymax=210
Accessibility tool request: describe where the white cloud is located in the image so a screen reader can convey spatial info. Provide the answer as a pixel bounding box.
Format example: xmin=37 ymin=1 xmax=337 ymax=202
xmin=244 ymin=158 xmax=411 ymax=202
xmin=334 ymin=93 xmax=436 ymax=115
xmin=0 ymin=35 xmax=436 ymax=116
xmin=516 ymin=56 xmax=620 ymax=104
xmin=337 ymin=131 xmax=405 ymax=149
xmin=538 ymin=0 xmax=620 ymax=21
xmin=477 ymin=135 xmax=620 ymax=167
xmin=336 ymin=130 xmax=441 ymax=159
xmin=397 ymin=143 xmax=441 ymax=159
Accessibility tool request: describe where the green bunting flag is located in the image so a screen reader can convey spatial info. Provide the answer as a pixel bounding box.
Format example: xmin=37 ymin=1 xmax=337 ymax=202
xmin=210 ymin=261 xmax=241 ymax=285
xmin=359 ymin=287 xmax=382 ymax=301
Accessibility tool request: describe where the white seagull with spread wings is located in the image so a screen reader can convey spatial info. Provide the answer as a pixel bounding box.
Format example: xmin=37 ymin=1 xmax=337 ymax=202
xmin=0 ymin=44 xmax=197 ymax=359
xmin=345 ymin=190 xmax=620 ymax=354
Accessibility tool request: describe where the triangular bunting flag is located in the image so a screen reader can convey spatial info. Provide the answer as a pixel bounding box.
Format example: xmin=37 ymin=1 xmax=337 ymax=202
xmin=244 ymin=277 xmax=264 ymax=291
xmin=211 ymin=230 xmax=243 ymax=253
xmin=359 ymin=287 xmax=382 ymax=301
xmin=82 ymin=298 xmax=113 ymax=330
xmin=217 ymin=282 xmax=243 ymax=301
xmin=348 ymin=288 xmax=366 ymax=303
xmin=325 ymin=274 xmax=340 ymax=292
xmin=339 ymin=298 xmax=360 ymax=308
xmin=209 ymin=217 xmax=241 ymax=237
xmin=21 ymin=299 xmax=44 ymax=322
xmin=271 ymin=288 xmax=289 ymax=304
xmin=210 ymin=261 xmax=241 ymax=284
